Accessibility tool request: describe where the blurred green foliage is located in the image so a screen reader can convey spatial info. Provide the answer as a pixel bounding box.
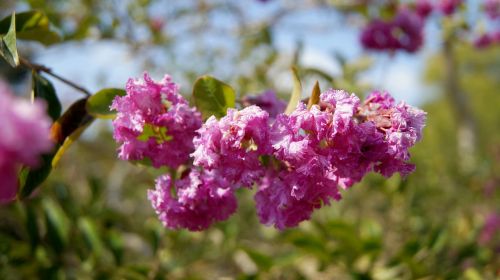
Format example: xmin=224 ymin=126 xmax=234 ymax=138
xmin=1 ymin=1 xmax=499 ymax=279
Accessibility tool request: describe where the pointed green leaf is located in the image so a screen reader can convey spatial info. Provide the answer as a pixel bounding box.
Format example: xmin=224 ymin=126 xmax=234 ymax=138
xmin=302 ymin=67 xmax=334 ymax=82
xmin=307 ymin=80 xmax=321 ymax=110
xmin=78 ymin=217 xmax=104 ymax=258
xmin=242 ymin=247 xmax=273 ymax=271
xmin=192 ymin=75 xmax=236 ymax=119
xmin=25 ymin=204 xmax=41 ymax=250
xmin=0 ymin=13 xmax=18 ymax=67
xmin=284 ymin=231 xmax=331 ymax=261
xmin=345 ymin=56 xmax=374 ymax=74
xmin=284 ymin=67 xmax=302 ymax=114
xmin=0 ymin=11 xmax=61 ymax=46
xmin=50 ymin=98 xmax=94 ymax=167
xmin=43 ymin=199 xmax=70 ymax=252
xmin=18 ymin=29 xmax=61 ymax=46
xmin=18 ymin=153 xmax=54 ymax=199
xmin=107 ymin=229 xmax=124 ymax=265
xmin=51 ymin=119 xmax=93 ymax=167
xmin=32 ymin=71 xmax=62 ymax=121
xmin=86 ymin=88 xmax=126 ymax=119
xmin=130 ymin=157 xmax=154 ymax=167
xmin=49 ymin=98 xmax=93 ymax=144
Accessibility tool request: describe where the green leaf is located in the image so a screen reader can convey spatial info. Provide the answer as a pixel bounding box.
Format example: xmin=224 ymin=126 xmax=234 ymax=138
xmin=78 ymin=217 xmax=104 ymax=258
xmin=302 ymin=67 xmax=334 ymax=81
xmin=345 ymin=56 xmax=374 ymax=74
xmin=284 ymin=66 xmax=302 ymax=114
xmin=19 ymin=98 xmax=94 ymax=199
xmin=130 ymin=157 xmax=154 ymax=167
xmin=107 ymin=230 xmax=124 ymax=265
xmin=285 ymin=231 xmax=331 ymax=261
xmin=51 ymin=119 xmax=93 ymax=167
xmin=18 ymin=153 xmax=54 ymax=199
xmin=86 ymin=88 xmax=126 ymax=119
xmin=50 ymin=98 xmax=94 ymax=167
xmin=145 ymin=219 xmax=163 ymax=255
xmin=0 ymin=13 xmax=19 ymax=67
xmin=43 ymin=199 xmax=70 ymax=252
xmin=242 ymin=247 xmax=273 ymax=271
xmin=25 ymin=204 xmax=41 ymax=250
xmin=359 ymin=219 xmax=382 ymax=255
xmin=49 ymin=98 xmax=93 ymax=144
xmin=136 ymin=123 xmax=171 ymax=144
xmin=326 ymin=220 xmax=362 ymax=253
xmin=32 ymin=71 xmax=62 ymax=121
xmin=0 ymin=11 xmax=61 ymax=46
xmin=464 ymin=268 xmax=483 ymax=280
xmin=379 ymin=4 xmax=397 ymax=21
xmin=244 ymin=25 xmax=272 ymax=48
xmin=192 ymin=75 xmax=236 ymax=119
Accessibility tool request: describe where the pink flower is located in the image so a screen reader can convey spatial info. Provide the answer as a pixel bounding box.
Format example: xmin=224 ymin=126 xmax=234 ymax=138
xmin=359 ymin=91 xmax=427 ymax=177
xmin=242 ymin=90 xmax=286 ymax=118
xmin=148 ymin=169 xmax=237 ymax=231
xmin=415 ymin=0 xmax=434 ymax=19
xmin=485 ymin=0 xmax=500 ymax=19
xmin=364 ymin=90 xmax=395 ymax=109
xmin=474 ymin=31 xmax=500 ymax=49
xmin=111 ymin=72 xmax=201 ymax=169
xmin=255 ymin=169 xmax=341 ymax=230
xmin=255 ymin=89 xmax=426 ymax=229
xmin=142 ymin=81 xmax=427 ymax=230
xmin=255 ymin=91 xmax=361 ymax=228
xmin=150 ymin=18 xmax=164 ymax=32
xmin=438 ymin=0 xmax=462 ymax=15
xmin=360 ymin=9 xmax=424 ymax=53
xmin=191 ymin=105 xmax=271 ymax=187
xmin=479 ymin=212 xmax=500 ymax=245
xmin=360 ymin=20 xmax=399 ymax=51
xmin=0 ymin=80 xmax=53 ymax=203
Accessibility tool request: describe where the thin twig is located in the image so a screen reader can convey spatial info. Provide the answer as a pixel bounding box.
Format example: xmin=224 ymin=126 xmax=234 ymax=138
xmin=19 ymin=57 xmax=91 ymax=96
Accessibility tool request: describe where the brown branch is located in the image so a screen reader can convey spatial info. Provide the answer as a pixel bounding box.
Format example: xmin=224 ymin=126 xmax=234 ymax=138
xmin=19 ymin=57 xmax=91 ymax=96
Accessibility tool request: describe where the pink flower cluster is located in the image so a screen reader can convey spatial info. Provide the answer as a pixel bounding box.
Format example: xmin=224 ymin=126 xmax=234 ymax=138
xmin=416 ymin=0 xmax=434 ymax=19
xmin=473 ymin=0 xmax=500 ymax=48
xmin=474 ymin=31 xmax=500 ymax=48
xmin=148 ymin=169 xmax=237 ymax=231
xmin=0 ymin=80 xmax=53 ymax=203
xmin=485 ymin=0 xmax=500 ymax=19
xmin=360 ymin=8 xmax=425 ymax=53
xmin=112 ymin=74 xmax=426 ymax=231
xmin=360 ymin=0 xmax=467 ymax=53
xmin=192 ymin=106 xmax=271 ymax=187
xmin=111 ymin=73 xmax=202 ymax=169
xmin=190 ymin=90 xmax=424 ymax=230
xmin=438 ymin=0 xmax=462 ymax=15
xmin=479 ymin=212 xmax=500 ymax=247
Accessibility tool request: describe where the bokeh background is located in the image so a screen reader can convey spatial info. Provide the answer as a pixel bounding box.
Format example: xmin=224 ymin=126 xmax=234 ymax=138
xmin=1 ymin=0 xmax=499 ymax=279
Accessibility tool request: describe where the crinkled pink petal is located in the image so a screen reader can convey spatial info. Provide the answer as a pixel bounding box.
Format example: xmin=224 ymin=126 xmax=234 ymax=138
xmin=111 ymin=72 xmax=201 ymax=169
xmin=148 ymin=169 xmax=237 ymax=231
xmin=191 ymin=105 xmax=270 ymax=187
